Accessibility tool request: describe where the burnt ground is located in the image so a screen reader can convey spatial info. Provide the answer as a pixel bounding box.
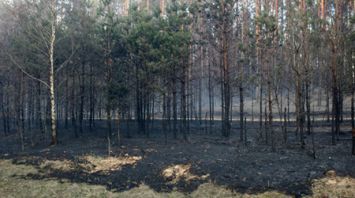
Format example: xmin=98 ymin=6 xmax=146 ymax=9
xmin=0 ymin=120 xmax=355 ymax=197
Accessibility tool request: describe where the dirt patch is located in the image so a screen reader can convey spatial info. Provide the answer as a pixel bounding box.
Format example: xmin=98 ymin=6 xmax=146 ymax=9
xmin=79 ymin=155 xmax=142 ymax=173
xmin=162 ymin=164 xmax=209 ymax=184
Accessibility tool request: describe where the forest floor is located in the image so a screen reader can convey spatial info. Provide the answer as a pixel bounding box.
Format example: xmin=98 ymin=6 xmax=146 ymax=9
xmin=0 ymin=121 xmax=355 ymax=197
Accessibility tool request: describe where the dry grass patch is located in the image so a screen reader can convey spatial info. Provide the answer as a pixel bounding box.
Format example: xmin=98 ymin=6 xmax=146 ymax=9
xmin=310 ymin=176 xmax=355 ymax=198
xmin=40 ymin=159 xmax=75 ymax=172
xmin=0 ymin=159 xmax=117 ymax=198
xmin=191 ymin=183 xmax=291 ymax=198
xmin=162 ymin=164 xmax=209 ymax=184
xmin=80 ymin=155 xmax=142 ymax=173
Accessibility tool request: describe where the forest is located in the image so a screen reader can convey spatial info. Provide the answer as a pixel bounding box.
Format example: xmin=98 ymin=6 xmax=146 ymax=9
xmin=0 ymin=0 xmax=355 ymax=197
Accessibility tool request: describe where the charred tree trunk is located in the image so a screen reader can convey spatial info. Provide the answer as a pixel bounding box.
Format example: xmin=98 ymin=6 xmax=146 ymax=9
xmin=287 ymin=89 xmax=290 ymax=124
xmin=167 ymin=92 xmax=172 ymax=136
xmin=256 ymin=0 xmax=263 ymax=140
xmin=295 ymin=70 xmax=305 ymax=148
xmin=240 ymin=85 xmax=244 ymax=142
xmin=221 ymin=40 xmax=230 ymax=137
xmin=89 ymin=63 xmax=95 ymax=130
xmin=106 ymin=60 xmax=112 ymax=155
xmin=259 ymin=84 xmax=263 ymax=139
xmin=71 ymin=71 xmax=78 ymax=138
xmin=172 ymin=79 xmax=177 ymax=139
xmin=264 ymin=103 xmax=268 ymax=144
xmin=284 ymin=107 xmax=287 ymax=143
xmin=181 ymin=78 xmax=187 ymax=141
xmin=181 ymin=58 xmax=188 ymax=141
xmin=244 ymin=117 xmax=247 ymax=145
xmin=79 ymin=61 xmax=85 ymax=134
xmin=6 ymin=81 xmax=10 ymax=134
xmin=331 ymin=37 xmax=340 ymax=145
xmin=198 ymin=47 xmax=203 ymax=126
xmin=36 ymin=79 xmax=45 ymax=141
xmin=208 ymin=53 xmax=214 ymax=133
xmin=16 ymin=72 xmax=25 ymax=151
xmin=326 ymin=88 xmax=330 ymax=122
xmin=268 ymin=76 xmax=274 ymax=151
xmin=306 ymin=78 xmax=311 ymax=135
xmin=27 ymin=81 xmax=34 ymax=146
xmin=135 ymin=79 xmax=140 ymax=134
xmin=145 ymin=96 xmax=150 ymax=138
xmin=219 ymin=1 xmax=231 ymax=138
xmin=64 ymin=69 xmax=69 ymax=129
xmin=1 ymin=83 xmax=7 ymax=136
xmin=117 ymin=110 xmax=121 ymax=146
xmin=162 ymin=93 xmax=167 ymax=144
xmin=352 ymin=50 xmax=355 ymax=128
xmin=311 ymin=117 xmax=316 ymax=159
xmin=352 ymin=92 xmax=354 ymax=129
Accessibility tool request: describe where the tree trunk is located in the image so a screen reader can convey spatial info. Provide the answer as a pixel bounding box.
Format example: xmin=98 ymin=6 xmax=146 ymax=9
xmin=117 ymin=110 xmax=121 ymax=146
xmin=35 ymin=79 xmax=45 ymax=141
xmin=173 ymin=78 xmax=177 ymax=139
xmin=300 ymin=85 xmax=305 ymax=148
xmin=306 ymin=79 xmax=311 ymax=135
xmin=71 ymin=71 xmax=78 ymax=138
xmin=89 ymin=63 xmax=95 ymax=130
xmin=6 ymin=81 xmax=10 ymax=134
xmin=330 ymin=4 xmax=341 ymax=144
xmin=264 ymin=103 xmax=268 ymax=144
xmin=167 ymin=92 xmax=171 ymax=136
xmin=65 ymin=69 xmax=69 ymax=128
xmin=106 ymin=58 xmax=112 ymax=155
xmin=181 ymin=61 xmax=188 ymax=141
xmin=49 ymin=3 xmax=57 ymax=145
xmin=311 ymin=117 xmax=316 ymax=159
xmin=240 ymin=85 xmax=244 ymax=141
xmin=284 ymin=107 xmax=287 ymax=143
xmin=352 ymin=92 xmax=354 ymax=129
xmin=287 ymin=89 xmax=290 ymax=124
xmin=326 ymin=88 xmax=330 ymax=122
xmin=28 ymin=81 xmax=34 ymax=146
xmin=106 ymin=96 xmax=112 ymax=155
xmin=160 ymin=0 xmax=165 ymax=16
xmin=1 ymin=84 xmax=7 ymax=136
xmin=244 ymin=117 xmax=247 ymax=145
xmin=259 ymin=84 xmax=263 ymax=139
xmin=352 ymin=50 xmax=355 ymax=128
xmin=162 ymin=93 xmax=167 ymax=144
xmin=79 ymin=61 xmax=85 ymax=134
xmin=151 ymin=96 xmax=155 ymax=134
xmin=222 ymin=39 xmax=230 ymax=137
xmin=268 ymin=78 xmax=274 ymax=151
xmin=220 ymin=1 xmax=231 ymax=138
xmin=198 ymin=47 xmax=203 ymax=126
xmin=135 ymin=66 xmax=141 ymax=134
xmin=145 ymin=97 xmax=150 ymax=138
xmin=16 ymin=72 xmax=25 ymax=151
xmin=208 ymin=51 xmax=214 ymax=133
xmin=256 ymin=0 xmax=262 ymax=140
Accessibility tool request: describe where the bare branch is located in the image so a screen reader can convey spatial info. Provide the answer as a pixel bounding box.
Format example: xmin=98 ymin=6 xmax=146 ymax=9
xmin=7 ymin=52 xmax=50 ymax=89
xmin=55 ymin=47 xmax=78 ymax=74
